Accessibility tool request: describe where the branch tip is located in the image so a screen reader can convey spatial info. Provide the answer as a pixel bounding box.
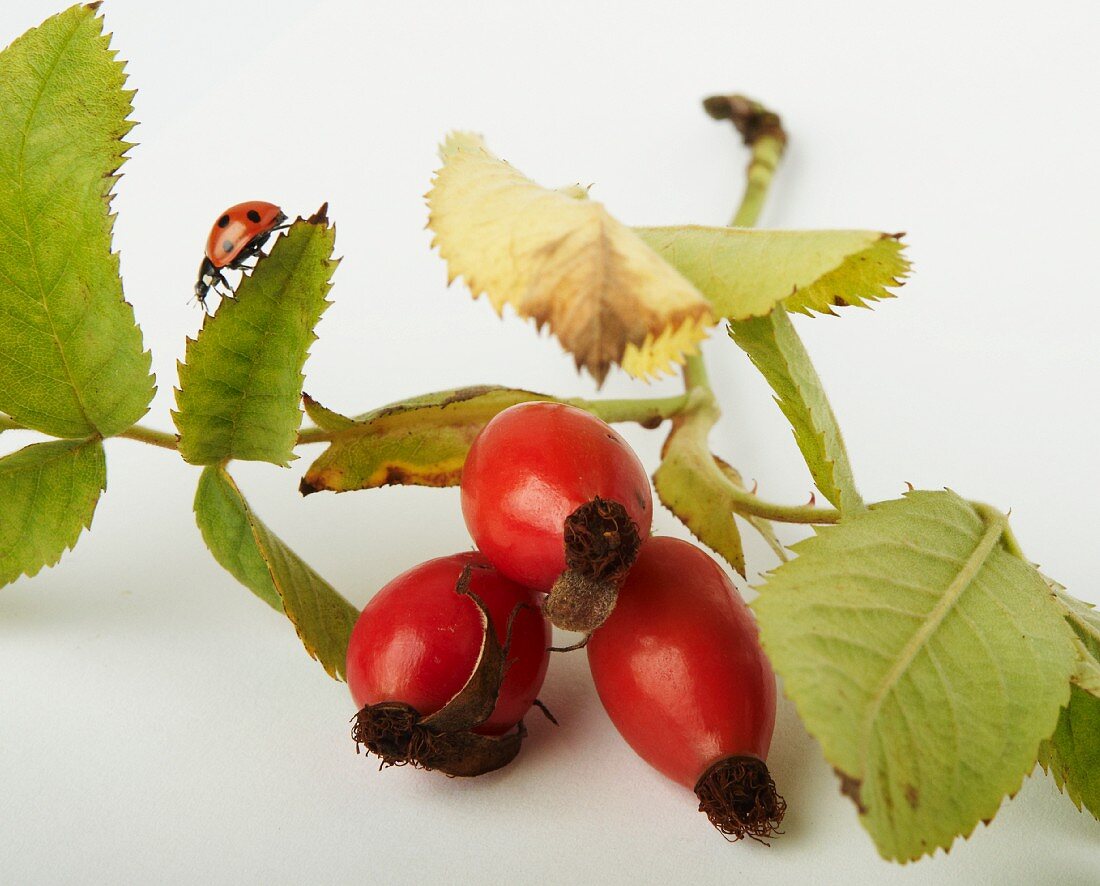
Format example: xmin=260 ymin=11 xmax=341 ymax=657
xmin=703 ymin=94 xmax=787 ymax=150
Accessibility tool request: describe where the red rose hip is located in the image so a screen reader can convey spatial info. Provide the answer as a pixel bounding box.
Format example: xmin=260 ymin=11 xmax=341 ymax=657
xmin=587 ymin=536 xmax=785 ymax=840
xmin=347 ymin=551 xmax=551 ymax=775
xmin=461 ymin=401 xmax=653 ymax=632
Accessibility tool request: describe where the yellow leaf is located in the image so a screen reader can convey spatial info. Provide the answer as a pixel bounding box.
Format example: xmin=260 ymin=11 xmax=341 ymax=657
xmin=428 ymin=133 xmax=713 ymax=383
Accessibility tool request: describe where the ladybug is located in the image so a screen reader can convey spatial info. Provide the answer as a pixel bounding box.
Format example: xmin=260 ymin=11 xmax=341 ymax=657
xmin=194 ymin=201 xmax=287 ymax=308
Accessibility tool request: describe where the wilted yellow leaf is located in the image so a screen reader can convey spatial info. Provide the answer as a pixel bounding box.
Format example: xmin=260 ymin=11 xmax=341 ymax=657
xmin=428 ymin=133 xmax=713 ymax=383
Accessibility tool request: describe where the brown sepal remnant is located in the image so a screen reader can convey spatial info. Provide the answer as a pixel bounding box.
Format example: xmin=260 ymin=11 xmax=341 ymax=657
xmin=562 ymin=496 xmax=642 ymax=583
xmin=542 ymin=497 xmax=642 ymax=633
xmin=351 ymin=567 xmax=529 ymax=777
xmin=695 ymin=755 xmax=787 ymax=844
xmin=351 ymin=702 xmax=525 ymax=777
xmin=702 ymin=94 xmax=788 ymax=151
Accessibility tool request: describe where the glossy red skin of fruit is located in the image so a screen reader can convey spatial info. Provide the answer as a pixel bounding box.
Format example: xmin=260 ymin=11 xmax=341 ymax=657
xmin=587 ymin=537 xmax=777 ymax=789
xmin=461 ymin=402 xmax=653 ymax=591
xmin=346 ymin=552 xmax=551 ymax=736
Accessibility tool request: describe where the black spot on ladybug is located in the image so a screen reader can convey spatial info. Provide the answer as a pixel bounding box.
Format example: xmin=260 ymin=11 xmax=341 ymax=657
xmin=217 ymin=214 xmax=230 ymax=228
xmin=222 ymin=239 xmax=235 ymax=253
xmin=247 ymin=209 xmax=262 ymax=223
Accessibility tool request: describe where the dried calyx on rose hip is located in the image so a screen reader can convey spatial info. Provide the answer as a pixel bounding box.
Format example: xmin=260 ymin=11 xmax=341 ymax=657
xmin=346 ymin=552 xmax=551 ymax=776
xmin=461 ymin=402 xmax=653 ymax=634
xmin=587 ymin=537 xmax=786 ymax=842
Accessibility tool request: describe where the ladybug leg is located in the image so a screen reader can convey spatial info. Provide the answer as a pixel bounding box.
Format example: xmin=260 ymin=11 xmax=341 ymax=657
xmin=226 ymin=233 xmax=275 ymax=278
xmin=208 ymin=269 xmax=232 ymax=301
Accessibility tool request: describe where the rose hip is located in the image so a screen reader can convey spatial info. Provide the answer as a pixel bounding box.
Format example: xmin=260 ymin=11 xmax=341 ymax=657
xmin=587 ymin=536 xmax=785 ymax=840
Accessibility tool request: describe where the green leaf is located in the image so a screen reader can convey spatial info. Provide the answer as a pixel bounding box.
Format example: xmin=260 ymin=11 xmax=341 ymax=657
xmin=635 ymin=226 xmax=909 ymax=320
xmin=1 ymin=438 xmax=106 ymax=588
xmin=195 ymin=466 xmax=358 ymax=680
xmin=300 ymin=386 xmax=554 ymax=494
xmin=174 ymin=209 xmax=336 ymax=466
xmin=1038 ymin=686 xmax=1100 ymax=819
xmin=752 ymin=490 xmax=1077 ymax=861
xmin=653 ymin=406 xmax=745 ymax=576
xmin=1052 ymin=583 xmax=1100 ymax=658
xmin=729 ymin=309 xmax=861 ymax=513
xmin=0 ymin=5 xmax=154 ymax=438
xmin=1071 ymin=650 xmax=1100 ymax=697
xmin=194 ymin=465 xmax=282 ymax=611
xmin=1046 ymin=581 xmax=1100 ymax=697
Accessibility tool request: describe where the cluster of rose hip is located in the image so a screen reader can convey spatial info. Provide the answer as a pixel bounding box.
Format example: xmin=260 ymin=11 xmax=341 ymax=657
xmin=346 ymin=402 xmax=785 ymax=841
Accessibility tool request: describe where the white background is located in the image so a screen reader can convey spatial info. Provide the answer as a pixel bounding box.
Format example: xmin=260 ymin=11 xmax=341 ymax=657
xmin=1 ymin=1 xmax=1098 ymax=883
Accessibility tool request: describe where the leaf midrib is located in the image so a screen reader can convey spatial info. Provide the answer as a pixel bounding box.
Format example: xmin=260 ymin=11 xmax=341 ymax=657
xmin=13 ymin=13 xmax=96 ymax=433
xmin=201 ymin=233 xmax=317 ymax=459
xmin=858 ymin=511 xmax=1007 ymax=772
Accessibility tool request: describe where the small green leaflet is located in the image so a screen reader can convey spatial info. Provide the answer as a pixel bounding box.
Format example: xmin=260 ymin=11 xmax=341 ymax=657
xmin=635 ymin=226 xmax=909 ymax=320
xmin=1038 ymin=687 xmax=1100 ymax=819
xmin=0 ymin=438 xmax=106 ymax=588
xmin=0 ymin=4 xmax=155 ymax=438
xmin=653 ymin=408 xmax=745 ymax=576
xmin=194 ymin=466 xmax=358 ymax=680
xmin=300 ymin=387 xmax=553 ymax=494
xmin=730 ymin=309 xmax=862 ymax=513
xmin=752 ymin=490 xmax=1077 ymax=861
xmin=174 ymin=209 xmax=336 ymax=467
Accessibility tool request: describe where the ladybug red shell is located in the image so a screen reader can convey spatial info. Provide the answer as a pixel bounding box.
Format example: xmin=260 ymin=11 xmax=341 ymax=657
xmin=194 ymin=200 xmax=287 ymax=308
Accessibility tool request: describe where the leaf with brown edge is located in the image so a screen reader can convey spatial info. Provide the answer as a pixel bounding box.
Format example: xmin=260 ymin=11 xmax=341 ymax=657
xmin=653 ymin=405 xmax=745 ymax=577
xmin=427 ymin=132 xmax=713 ymax=383
xmin=300 ymin=386 xmax=555 ymax=494
xmin=196 ymin=465 xmax=357 ymax=680
xmin=635 ymin=226 xmax=909 ymax=320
